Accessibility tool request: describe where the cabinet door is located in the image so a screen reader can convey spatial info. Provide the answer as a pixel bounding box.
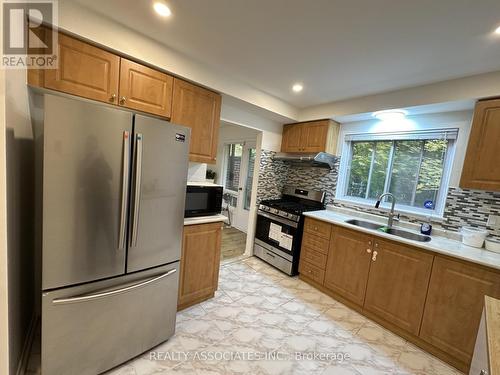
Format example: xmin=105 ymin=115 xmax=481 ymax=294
xmin=118 ymin=58 xmax=173 ymax=118
xmin=44 ymin=33 xmax=120 ymax=104
xmin=281 ymin=124 xmax=303 ymax=152
xmin=460 ymin=99 xmax=500 ymax=191
xmin=171 ymin=79 xmax=221 ymax=164
xmin=302 ymin=121 xmax=328 ymax=153
xmin=420 ymin=256 xmax=500 ymax=365
xmin=363 ymin=239 xmax=433 ymax=335
xmin=178 ymin=222 xmax=222 ymax=310
xmin=324 ymin=226 xmax=373 ymax=306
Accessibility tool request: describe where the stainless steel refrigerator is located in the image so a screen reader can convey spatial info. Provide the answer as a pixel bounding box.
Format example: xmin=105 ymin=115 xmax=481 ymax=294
xmin=40 ymin=94 xmax=190 ymax=375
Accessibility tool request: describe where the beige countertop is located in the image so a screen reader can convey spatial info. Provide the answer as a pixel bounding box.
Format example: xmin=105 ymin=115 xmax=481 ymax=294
xmin=304 ymin=208 xmax=500 ymax=271
xmin=183 ymin=214 xmax=227 ymax=226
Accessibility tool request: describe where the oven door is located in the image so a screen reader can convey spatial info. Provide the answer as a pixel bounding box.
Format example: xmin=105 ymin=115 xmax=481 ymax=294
xmin=185 ymin=185 xmax=223 ymax=217
xmin=255 ymin=211 xmax=299 ymax=258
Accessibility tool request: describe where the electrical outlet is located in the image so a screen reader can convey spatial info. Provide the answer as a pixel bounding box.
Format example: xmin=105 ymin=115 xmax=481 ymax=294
xmin=487 ymin=215 xmax=500 ymax=228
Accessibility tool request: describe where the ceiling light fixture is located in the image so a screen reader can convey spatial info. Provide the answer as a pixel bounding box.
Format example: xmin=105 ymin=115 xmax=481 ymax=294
xmin=153 ymin=2 xmax=172 ymax=17
xmin=292 ymin=83 xmax=303 ymax=93
xmin=373 ymin=109 xmax=407 ymax=121
xmin=495 ymin=25 xmax=500 ymax=34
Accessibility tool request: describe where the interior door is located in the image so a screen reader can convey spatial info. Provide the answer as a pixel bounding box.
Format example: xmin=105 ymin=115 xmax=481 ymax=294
xmin=127 ymin=115 xmax=190 ymax=273
xmin=233 ymin=142 xmax=256 ymax=232
xmin=42 ymin=95 xmax=132 ymax=290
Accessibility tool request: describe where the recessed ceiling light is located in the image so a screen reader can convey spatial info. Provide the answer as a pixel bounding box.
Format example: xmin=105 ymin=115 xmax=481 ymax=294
xmin=373 ymin=109 xmax=407 ymax=121
xmin=153 ymin=2 xmax=171 ymax=17
xmin=495 ymin=26 xmax=500 ymax=34
xmin=292 ymin=83 xmax=303 ymax=93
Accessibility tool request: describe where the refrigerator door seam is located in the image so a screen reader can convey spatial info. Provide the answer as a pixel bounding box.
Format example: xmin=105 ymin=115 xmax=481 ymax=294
xmin=131 ymin=132 xmax=143 ymax=247
xmin=51 ymin=268 xmax=177 ymax=305
xmin=118 ymin=130 xmax=131 ymax=250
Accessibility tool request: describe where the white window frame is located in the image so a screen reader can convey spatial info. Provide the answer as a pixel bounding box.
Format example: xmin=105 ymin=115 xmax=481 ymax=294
xmin=335 ymin=128 xmax=458 ymax=218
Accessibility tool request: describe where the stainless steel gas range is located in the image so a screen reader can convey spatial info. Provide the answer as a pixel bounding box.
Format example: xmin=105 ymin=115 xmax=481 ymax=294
xmin=254 ymin=186 xmax=325 ymax=275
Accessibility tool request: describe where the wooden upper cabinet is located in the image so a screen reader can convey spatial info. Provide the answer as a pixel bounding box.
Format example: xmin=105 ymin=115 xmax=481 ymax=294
xmin=178 ymin=222 xmax=222 ymax=310
xmin=363 ymin=239 xmax=433 ymax=335
xmin=420 ymin=256 xmax=500 ymax=367
xmin=461 ymin=99 xmax=500 ymax=191
xmin=281 ymin=120 xmax=339 ymax=154
xmin=324 ymin=226 xmax=373 ymax=306
xmin=118 ymin=58 xmax=173 ymax=118
xmin=171 ymin=79 xmax=221 ymax=164
xmin=43 ymin=33 xmax=120 ymax=104
xmin=281 ymin=124 xmax=303 ymax=152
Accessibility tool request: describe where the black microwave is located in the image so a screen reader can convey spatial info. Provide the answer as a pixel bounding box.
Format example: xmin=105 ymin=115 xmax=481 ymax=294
xmin=185 ymin=184 xmax=223 ymax=218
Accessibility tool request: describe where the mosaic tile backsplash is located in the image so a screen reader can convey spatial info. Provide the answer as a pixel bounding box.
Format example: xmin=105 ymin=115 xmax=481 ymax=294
xmin=258 ymin=149 xmax=500 ymax=239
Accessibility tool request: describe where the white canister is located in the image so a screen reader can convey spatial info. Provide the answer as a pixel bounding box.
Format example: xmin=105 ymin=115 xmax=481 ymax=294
xmin=485 ymin=237 xmax=500 ymax=253
xmin=461 ymin=226 xmax=488 ymax=248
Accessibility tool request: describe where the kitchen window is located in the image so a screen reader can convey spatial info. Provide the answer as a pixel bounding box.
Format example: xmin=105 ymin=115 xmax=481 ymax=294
xmin=336 ymin=129 xmax=458 ymax=216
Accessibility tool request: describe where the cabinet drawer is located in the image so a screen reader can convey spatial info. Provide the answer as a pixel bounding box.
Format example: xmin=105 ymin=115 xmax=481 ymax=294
xmin=301 ymin=246 xmax=327 ymax=269
xmin=302 ymin=231 xmax=329 ymax=254
xmin=299 ymin=260 xmax=325 ymax=285
xmin=304 ymin=218 xmax=331 ymax=239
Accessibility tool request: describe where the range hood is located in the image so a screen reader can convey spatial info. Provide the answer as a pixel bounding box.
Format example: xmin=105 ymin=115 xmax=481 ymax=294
xmin=272 ymin=152 xmax=338 ymax=169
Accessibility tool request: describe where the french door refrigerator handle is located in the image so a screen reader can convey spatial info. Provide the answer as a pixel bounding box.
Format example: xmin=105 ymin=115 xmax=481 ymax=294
xmin=118 ymin=131 xmax=130 ymax=250
xmin=131 ymin=133 xmax=143 ymax=247
xmin=51 ymin=269 xmax=177 ymax=305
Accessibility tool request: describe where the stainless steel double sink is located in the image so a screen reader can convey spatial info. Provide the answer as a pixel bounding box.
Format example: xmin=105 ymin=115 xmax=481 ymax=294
xmin=344 ymin=219 xmax=431 ymax=242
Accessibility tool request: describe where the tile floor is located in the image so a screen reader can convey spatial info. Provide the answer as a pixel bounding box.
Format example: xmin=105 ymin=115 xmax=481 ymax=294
xmin=221 ymin=226 xmax=247 ymax=262
xmin=105 ymin=257 xmax=463 ymax=375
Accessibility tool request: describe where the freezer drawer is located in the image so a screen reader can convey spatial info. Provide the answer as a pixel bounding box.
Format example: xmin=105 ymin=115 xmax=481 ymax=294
xmin=42 ymin=263 xmax=179 ymax=375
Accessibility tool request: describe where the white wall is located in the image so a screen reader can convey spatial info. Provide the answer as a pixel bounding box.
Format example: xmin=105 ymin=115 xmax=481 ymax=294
xmin=299 ymin=71 xmax=500 ymax=121
xmin=3 ymin=69 xmax=36 ymax=375
xmin=0 ymin=67 xmax=10 ymax=375
xmin=337 ymin=110 xmax=474 ymax=187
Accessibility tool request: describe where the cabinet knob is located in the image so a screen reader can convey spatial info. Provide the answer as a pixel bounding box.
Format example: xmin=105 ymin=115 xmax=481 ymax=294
xmin=366 ymin=248 xmax=372 ymax=254
xmin=314 ymin=226 xmax=318 ymax=231
xmin=375 ymin=243 xmax=379 ymax=248
xmin=109 ymin=93 xmax=116 ymax=102
xmin=119 ymin=96 xmax=126 ymax=105
xmin=372 ymin=251 xmax=378 ymax=261
xmin=368 ymin=240 xmax=372 ymax=245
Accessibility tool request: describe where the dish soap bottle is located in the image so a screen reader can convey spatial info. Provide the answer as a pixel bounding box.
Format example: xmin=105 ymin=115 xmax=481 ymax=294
xmin=420 ymin=216 xmax=432 ymax=235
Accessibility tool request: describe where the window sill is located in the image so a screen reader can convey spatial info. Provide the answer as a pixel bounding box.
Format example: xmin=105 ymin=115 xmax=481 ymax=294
xmin=332 ymin=197 xmax=444 ymax=222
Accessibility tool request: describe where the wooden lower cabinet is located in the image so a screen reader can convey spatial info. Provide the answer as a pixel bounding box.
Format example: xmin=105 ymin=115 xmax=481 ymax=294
xmin=299 ymin=219 xmax=500 ymax=372
xmin=178 ymin=222 xmax=222 ymax=310
xmin=323 ymin=226 xmax=373 ymax=306
xmin=419 ymin=256 xmax=500 ymax=368
xmin=363 ymin=239 xmax=433 ymax=335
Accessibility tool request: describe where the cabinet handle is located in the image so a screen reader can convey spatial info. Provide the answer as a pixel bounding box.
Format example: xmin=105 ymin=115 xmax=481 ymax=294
xmin=375 ymin=243 xmax=379 ymax=248
xmin=372 ymin=251 xmax=378 ymax=261
xmin=366 ymin=248 xmax=372 ymax=254
xmin=368 ymin=240 xmax=372 ymax=245
xmin=479 ymin=370 xmax=488 ymax=375
xmin=119 ymin=96 xmax=126 ymax=105
xmin=109 ymin=93 xmax=116 ymax=102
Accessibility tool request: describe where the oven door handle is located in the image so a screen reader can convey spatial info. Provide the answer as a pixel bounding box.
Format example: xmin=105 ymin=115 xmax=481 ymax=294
xmin=257 ymin=211 xmax=298 ymax=228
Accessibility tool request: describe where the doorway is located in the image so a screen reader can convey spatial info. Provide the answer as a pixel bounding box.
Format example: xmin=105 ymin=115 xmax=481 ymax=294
xmin=214 ymin=122 xmax=260 ymax=263
xmin=222 ymin=141 xmax=256 ymax=232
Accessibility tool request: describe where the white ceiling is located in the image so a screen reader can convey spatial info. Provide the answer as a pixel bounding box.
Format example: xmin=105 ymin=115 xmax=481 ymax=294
xmin=73 ymin=0 xmax=500 ymax=109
